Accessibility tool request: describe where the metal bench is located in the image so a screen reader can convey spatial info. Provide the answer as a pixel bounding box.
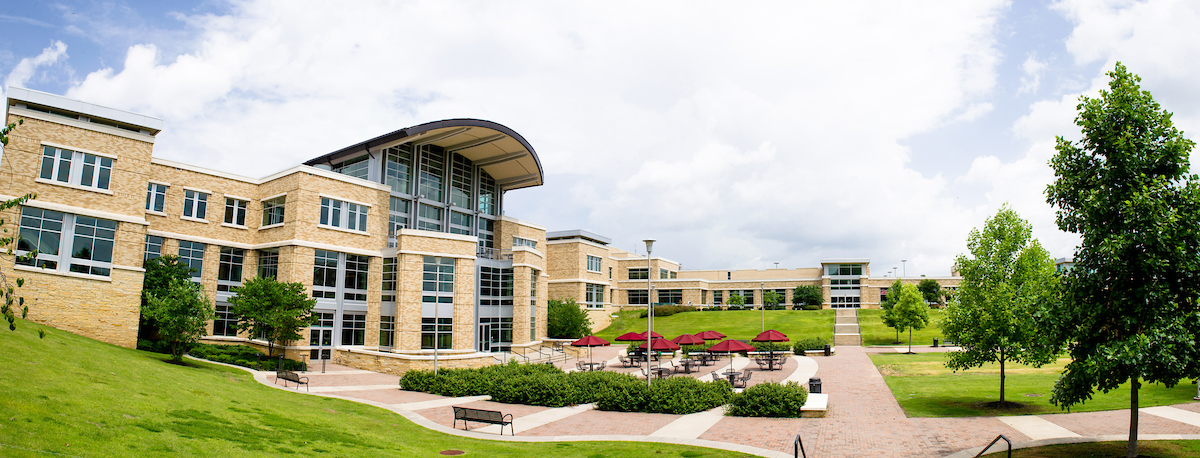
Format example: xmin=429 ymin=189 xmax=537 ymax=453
xmin=452 ymin=406 xmax=513 ymax=435
xmin=275 ymin=370 xmax=309 ymax=391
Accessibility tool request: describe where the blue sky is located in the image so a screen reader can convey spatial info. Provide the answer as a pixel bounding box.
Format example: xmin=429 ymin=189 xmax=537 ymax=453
xmin=3 ymin=0 xmax=1198 ymax=275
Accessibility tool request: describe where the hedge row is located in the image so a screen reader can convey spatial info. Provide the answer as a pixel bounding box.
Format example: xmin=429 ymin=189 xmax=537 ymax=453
xmin=186 ymin=342 xmax=307 ymax=371
xmin=399 ymin=362 xmax=810 ymax=417
xmin=638 ymin=305 xmax=697 ymax=318
xmin=793 ymin=337 xmax=829 ymax=353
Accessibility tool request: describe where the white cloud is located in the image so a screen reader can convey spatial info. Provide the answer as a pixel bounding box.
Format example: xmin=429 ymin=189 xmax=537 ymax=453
xmin=1018 ymin=53 xmax=1048 ymax=94
xmin=3 ymin=40 xmax=67 ymax=93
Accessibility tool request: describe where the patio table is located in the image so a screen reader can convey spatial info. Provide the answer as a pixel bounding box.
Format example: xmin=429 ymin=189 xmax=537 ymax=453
xmin=581 ymin=362 xmax=601 ymax=371
xmin=651 ymin=367 xmax=671 ymax=379
xmin=723 ymin=371 xmax=741 ymax=384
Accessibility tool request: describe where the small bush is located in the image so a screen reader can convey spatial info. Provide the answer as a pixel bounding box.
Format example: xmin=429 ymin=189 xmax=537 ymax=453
xmin=803 ymin=304 xmax=821 ymax=310
xmin=727 ymin=381 xmax=808 ymax=417
xmin=188 ymin=343 xmax=307 ymax=371
xmin=753 ymin=342 xmax=789 ymax=353
xmin=701 ymin=306 xmax=723 ymax=311
xmin=725 ymin=305 xmax=746 ymax=311
xmin=595 ymin=376 xmax=732 ymax=414
xmin=793 ymin=337 xmax=828 ymax=353
xmin=763 ymin=305 xmax=787 ymax=310
xmin=639 ymin=305 xmax=696 ymax=318
xmin=137 ymin=339 xmax=171 ymax=354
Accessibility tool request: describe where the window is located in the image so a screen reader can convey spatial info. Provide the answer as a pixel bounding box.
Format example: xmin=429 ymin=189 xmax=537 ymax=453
xmin=320 ymin=197 xmax=369 ymax=232
xmin=478 ymin=171 xmax=497 ymax=216
xmin=389 ymin=197 xmax=410 ymax=235
xmin=449 ymin=211 xmax=471 ymax=235
xmin=701 ymin=290 xmax=708 ymax=305
xmin=587 ymin=255 xmax=602 ymax=272
xmin=738 ymin=290 xmax=756 ymax=305
xmin=422 ymin=257 xmax=455 ymax=350
xmin=417 ymin=203 xmax=443 ymax=231
xmin=144 ymin=235 xmax=163 ymax=263
xmin=342 ymin=313 xmax=366 ymax=345
xmin=671 ymin=271 xmax=677 ymax=279
xmin=531 ymin=268 xmax=539 ymax=341
xmin=382 ymin=257 xmax=398 ymax=302
xmin=421 ymin=317 xmax=452 ymax=350
xmin=659 ymin=268 xmax=669 ymax=279
xmin=477 ymin=217 xmax=495 ymax=249
xmin=17 ymin=208 xmax=116 ymax=276
xmin=827 ymin=264 xmax=864 ymax=276
xmin=312 ymin=250 xmax=338 ymax=299
xmin=879 ymin=287 xmax=889 ymax=304
xmin=261 ymin=195 xmax=286 ymax=226
xmin=609 ymin=267 xmax=613 ymax=279
xmin=513 ymin=237 xmax=537 ymax=249
xmin=178 ymin=241 xmax=205 ymax=281
xmin=223 ymin=198 xmax=247 ymax=226
xmin=145 ymin=183 xmax=166 ymax=213
xmin=418 ymin=147 xmax=445 ymax=203
xmin=658 ymin=289 xmax=682 ymax=305
xmin=213 ymin=304 xmax=238 ymax=337
xmin=182 ymin=190 xmax=208 ymax=220
xmin=257 ymin=248 xmax=278 ymax=279
xmin=379 ymin=316 xmax=395 ymax=349
xmin=628 ymin=268 xmax=648 ymax=280
xmin=628 ymin=289 xmax=648 ymax=305
xmin=450 ymin=154 xmax=473 ymax=209
xmin=831 ymin=279 xmax=861 ymax=290
xmin=830 ymin=296 xmax=860 ymax=308
xmin=772 ymin=289 xmax=788 ymax=304
xmin=344 ymin=254 xmax=369 ymax=301
xmin=39 ymin=145 xmax=113 ymax=191
xmin=585 ymin=283 xmax=605 ymax=309
xmin=309 ymin=312 xmax=334 ymax=360
xmin=714 ymin=290 xmax=723 ymax=305
xmin=385 ymin=145 xmax=413 ymax=194
xmin=332 ymin=155 xmax=370 ymax=180
xmin=479 ymin=266 xmax=514 ymax=297
xmin=217 ymin=247 xmax=244 ymax=292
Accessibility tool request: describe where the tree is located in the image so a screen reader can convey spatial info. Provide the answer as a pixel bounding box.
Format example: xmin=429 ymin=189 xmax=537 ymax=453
xmin=227 ymin=276 xmax=318 ymax=357
xmin=725 ymin=293 xmax=745 ymax=307
xmin=548 ymin=298 xmax=592 ymax=338
xmin=763 ymin=291 xmax=784 ymax=309
xmin=143 ymin=278 xmax=214 ymax=363
xmin=917 ymin=279 xmax=942 ymax=306
xmin=140 ymin=255 xmax=196 ymax=341
xmin=880 ymin=278 xmax=903 ymax=343
xmin=791 ymin=285 xmax=822 ymax=307
xmin=0 ymin=118 xmax=35 ymax=333
xmin=892 ymin=284 xmax=929 ymax=353
xmin=942 ymin=206 xmax=1060 ymax=406
xmin=1044 ymin=62 xmax=1200 ymax=458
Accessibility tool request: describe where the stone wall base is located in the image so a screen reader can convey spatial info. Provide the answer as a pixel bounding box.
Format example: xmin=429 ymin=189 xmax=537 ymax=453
xmin=334 ymin=348 xmax=496 ymax=376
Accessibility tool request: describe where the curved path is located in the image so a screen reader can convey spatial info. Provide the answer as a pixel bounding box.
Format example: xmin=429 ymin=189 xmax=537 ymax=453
xmin=226 ymin=345 xmax=1200 ymax=457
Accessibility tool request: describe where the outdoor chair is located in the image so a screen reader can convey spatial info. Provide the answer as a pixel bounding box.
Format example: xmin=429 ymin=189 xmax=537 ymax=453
xmin=711 ymin=372 xmax=722 ymax=382
xmin=597 ymin=361 xmax=607 ymax=370
xmin=754 ymin=358 xmax=768 ymax=371
xmin=733 ymin=371 xmax=752 ymax=388
xmin=670 ymin=360 xmax=687 ymax=374
xmin=576 ymin=361 xmax=586 ymax=371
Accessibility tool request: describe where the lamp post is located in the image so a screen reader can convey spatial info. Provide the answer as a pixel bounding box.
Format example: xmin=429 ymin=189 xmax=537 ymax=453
xmin=644 ymin=239 xmax=655 ymax=387
xmin=902 ymin=259 xmax=907 ymax=278
xmin=760 ymin=281 xmax=766 ymax=332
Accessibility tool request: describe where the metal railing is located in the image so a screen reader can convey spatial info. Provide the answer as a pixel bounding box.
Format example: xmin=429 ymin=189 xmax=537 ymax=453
xmin=794 ymin=434 xmax=807 ymax=458
xmin=972 ymin=434 xmax=1011 ymax=458
xmin=477 ymin=247 xmax=513 ymax=261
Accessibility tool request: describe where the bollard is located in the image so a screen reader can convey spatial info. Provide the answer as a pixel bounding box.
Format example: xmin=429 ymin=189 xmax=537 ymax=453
xmin=823 ymin=344 xmax=831 ymax=357
xmin=809 ymin=377 xmax=822 ymax=394
xmin=933 ymin=338 xmax=939 ymax=348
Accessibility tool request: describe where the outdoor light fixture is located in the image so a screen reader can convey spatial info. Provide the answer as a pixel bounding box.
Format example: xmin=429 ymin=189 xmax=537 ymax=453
xmin=760 ymin=281 xmax=766 ymax=332
xmin=644 ymin=239 xmax=655 ymax=387
xmin=902 ymin=259 xmax=907 ymax=278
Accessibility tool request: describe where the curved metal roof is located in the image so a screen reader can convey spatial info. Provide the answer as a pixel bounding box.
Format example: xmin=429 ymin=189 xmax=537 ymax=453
xmin=304 ymin=118 xmax=544 ymax=191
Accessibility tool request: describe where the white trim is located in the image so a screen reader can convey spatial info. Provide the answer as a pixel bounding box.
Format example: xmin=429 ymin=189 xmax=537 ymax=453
xmin=151 ymin=157 xmax=258 ymax=184
xmin=2 ymin=195 xmax=149 ymax=225
xmin=8 ymin=107 xmax=156 ymax=143
xmin=221 ymin=194 xmax=251 ymax=202
xmin=546 ymin=238 xmax=611 ymax=251
xmin=147 ymin=179 xmax=171 ymax=187
xmin=33 ymin=177 xmax=115 ymax=196
xmin=258 ymin=222 xmax=284 ymax=230
xmin=39 ymin=141 xmax=118 ymax=160
xmin=500 ymin=215 xmax=547 ymax=231
xmin=260 ymin=192 xmax=287 ymax=202
xmin=511 ymin=263 xmax=546 ymax=269
xmin=181 ymin=186 xmax=214 ymax=195
xmin=15 ymin=264 xmax=112 ymax=282
xmin=395 ymin=249 xmax=475 ymax=260
xmin=548 ymin=279 xmax=612 ymax=285
xmin=147 ymin=229 xmax=255 ymax=250
xmin=511 ymin=245 xmax=544 ymax=258
xmin=180 ymin=215 xmax=209 ymax=224
xmin=264 ymin=165 xmax=393 ymax=192
xmin=220 ymin=222 xmax=249 ymax=230
xmin=318 ymin=193 xmax=373 ymax=208
xmin=260 ymin=239 xmax=382 ymax=257
xmin=396 ymin=227 xmax=477 ymax=243
xmin=145 ymin=210 xmax=166 ymax=217
xmin=318 ymin=223 xmax=370 ymax=236
xmin=112 ymin=264 xmax=146 ymax=273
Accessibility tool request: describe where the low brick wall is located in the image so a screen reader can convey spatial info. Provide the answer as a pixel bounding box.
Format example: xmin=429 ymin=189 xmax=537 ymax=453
xmin=334 ymin=348 xmax=495 ymax=376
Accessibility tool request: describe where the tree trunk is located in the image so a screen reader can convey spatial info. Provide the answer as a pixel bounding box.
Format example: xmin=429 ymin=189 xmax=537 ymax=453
xmin=1000 ymin=348 xmax=1006 ymax=404
xmin=1128 ymin=379 xmax=1139 ymax=458
xmin=895 ymin=328 xmax=900 ymax=344
xmin=907 ymin=328 xmax=913 ymax=353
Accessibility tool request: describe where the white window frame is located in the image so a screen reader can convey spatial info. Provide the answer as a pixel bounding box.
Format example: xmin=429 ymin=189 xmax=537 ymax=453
xmin=513 ymin=237 xmax=537 ymax=249
xmin=38 ymin=145 xmax=115 ymax=194
xmin=319 ymin=196 xmax=370 ymax=234
xmin=145 ymin=182 xmax=167 ymax=214
xmin=585 ymin=283 xmax=605 ymax=309
xmin=16 ymin=207 xmax=117 ymax=278
xmin=182 ymin=188 xmax=210 ymax=222
xmin=223 ymin=196 xmax=248 ymax=227
xmin=260 ymin=194 xmax=286 ymax=228
xmin=587 ymin=255 xmax=602 ymax=273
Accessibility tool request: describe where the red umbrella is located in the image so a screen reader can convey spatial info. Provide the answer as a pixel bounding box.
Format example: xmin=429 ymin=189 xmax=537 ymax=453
xmin=638 ymin=339 xmax=681 ymax=352
xmin=571 ymin=336 xmax=611 ymax=366
xmin=671 ymin=334 xmax=706 ymax=346
xmin=636 ymin=331 xmax=665 ymax=340
xmin=708 ymin=339 xmax=756 ymax=374
xmin=751 ymin=330 xmax=789 ymax=342
xmin=615 ymin=332 xmax=645 ymax=342
xmin=695 ymin=330 xmax=726 ymax=341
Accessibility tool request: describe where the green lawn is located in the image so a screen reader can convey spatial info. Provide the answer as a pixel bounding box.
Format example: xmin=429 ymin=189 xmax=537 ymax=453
xmin=1010 ymin=440 xmax=1200 ymax=457
xmin=0 ymin=319 xmax=744 ymax=457
xmin=870 ymin=352 xmax=1198 ymax=417
xmin=858 ymin=309 xmax=946 ymax=347
xmin=594 ymin=309 xmax=834 ymax=343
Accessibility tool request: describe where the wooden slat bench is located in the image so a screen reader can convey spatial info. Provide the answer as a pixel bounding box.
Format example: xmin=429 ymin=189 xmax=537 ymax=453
xmin=275 ymin=370 xmax=309 ymax=391
xmin=452 ymin=406 xmax=513 ymax=435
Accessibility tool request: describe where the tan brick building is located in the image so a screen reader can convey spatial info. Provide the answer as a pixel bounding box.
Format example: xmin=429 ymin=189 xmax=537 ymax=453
xmin=2 ymin=87 xmax=548 ymax=373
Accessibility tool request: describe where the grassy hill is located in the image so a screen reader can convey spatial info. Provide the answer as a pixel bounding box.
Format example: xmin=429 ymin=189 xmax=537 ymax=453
xmin=0 ymin=320 xmax=738 ymax=457
xmin=595 ymin=309 xmax=835 ymax=343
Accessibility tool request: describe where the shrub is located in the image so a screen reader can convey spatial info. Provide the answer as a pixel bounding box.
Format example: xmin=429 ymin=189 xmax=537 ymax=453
xmin=137 ymin=339 xmax=171 ymax=354
xmin=793 ymin=337 xmax=828 ymax=353
xmin=548 ymin=298 xmax=592 ymax=338
xmin=702 ymin=306 xmax=723 ymax=311
xmin=727 ymin=381 xmax=808 ymax=417
xmin=753 ymin=342 xmax=789 ymax=353
xmin=492 ymin=372 xmax=580 ymax=407
xmin=188 ymin=342 xmax=306 ymax=371
xmin=802 ymin=304 xmax=821 ymax=311
xmin=638 ymin=305 xmax=696 ymax=318
xmin=594 ymin=376 xmax=732 ymax=414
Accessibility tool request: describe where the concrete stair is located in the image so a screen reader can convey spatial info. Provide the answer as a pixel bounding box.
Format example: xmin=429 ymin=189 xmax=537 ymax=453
xmin=833 ymin=309 xmax=862 ymax=346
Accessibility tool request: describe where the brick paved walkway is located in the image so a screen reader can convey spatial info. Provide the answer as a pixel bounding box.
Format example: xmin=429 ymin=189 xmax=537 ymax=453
xmin=254 ymin=347 xmax=1200 ymax=457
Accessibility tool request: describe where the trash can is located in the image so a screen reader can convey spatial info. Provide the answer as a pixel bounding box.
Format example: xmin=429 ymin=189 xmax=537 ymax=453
xmin=823 ymin=344 xmax=831 ymax=357
xmin=933 ymin=338 xmax=939 ymax=348
xmin=809 ymin=377 xmax=822 ymax=394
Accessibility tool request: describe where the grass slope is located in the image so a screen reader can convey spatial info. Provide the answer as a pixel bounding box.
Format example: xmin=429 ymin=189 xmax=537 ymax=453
xmin=594 ymin=309 xmax=834 ymax=343
xmin=871 ymin=353 xmax=1198 ymax=417
xmin=857 ymin=309 xmax=945 ymax=347
xmin=0 ymin=320 xmax=742 ymax=457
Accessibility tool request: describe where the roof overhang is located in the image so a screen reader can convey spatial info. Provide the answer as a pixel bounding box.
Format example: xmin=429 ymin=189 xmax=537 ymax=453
xmin=304 ymin=119 xmax=543 ymax=192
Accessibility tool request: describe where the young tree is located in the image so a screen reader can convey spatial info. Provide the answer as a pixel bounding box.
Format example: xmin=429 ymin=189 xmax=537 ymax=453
xmin=880 ymin=278 xmax=903 ymax=343
xmin=725 ymin=294 xmax=746 ymax=308
xmin=917 ymin=279 xmax=942 ymax=306
xmin=143 ymin=278 xmax=214 ymax=363
xmin=228 ymin=276 xmax=318 ymax=357
xmin=1045 ymin=62 xmax=1200 ymax=458
xmin=892 ymin=284 xmax=929 ymax=354
xmin=763 ymin=291 xmax=784 ymax=309
xmin=791 ymin=285 xmax=822 ymax=308
xmin=0 ymin=118 xmax=36 ymax=333
xmin=548 ymin=298 xmax=592 ymax=338
xmin=943 ymin=206 xmax=1060 ymax=406
xmin=140 ymin=255 xmax=196 ymax=341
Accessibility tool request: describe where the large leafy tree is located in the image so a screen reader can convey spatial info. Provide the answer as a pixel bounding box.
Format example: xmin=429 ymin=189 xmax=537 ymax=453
xmin=880 ymin=278 xmax=903 ymax=343
xmin=791 ymin=285 xmax=822 ymax=307
xmin=762 ymin=291 xmax=784 ymax=309
xmin=892 ymin=284 xmax=929 ymax=353
xmin=548 ymin=298 xmax=592 ymax=338
xmin=143 ymin=278 xmax=214 ymax=363
xmin=1044 ymin=62 xmax=1200 ymax=458
xmin=139 ymin=255 xmax=196 ymax=341
xmin=228 ymin=276 xmax=318 ymax=357
xmin=917 ymin=279 xmax=942 ymax=306
xmin=943 ymin=206 xmax=1060 ymax=406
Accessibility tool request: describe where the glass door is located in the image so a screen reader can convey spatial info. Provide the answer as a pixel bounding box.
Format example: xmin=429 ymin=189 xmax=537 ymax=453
xmin=478 ymin=323 xmax=492 ymax=352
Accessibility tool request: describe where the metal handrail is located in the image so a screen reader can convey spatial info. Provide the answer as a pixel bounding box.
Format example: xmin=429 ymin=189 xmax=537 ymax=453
xmin=794 ymin=434 xmax=806 ymax=458
xmin=972 ymin=434 xmax=1011 ymax=458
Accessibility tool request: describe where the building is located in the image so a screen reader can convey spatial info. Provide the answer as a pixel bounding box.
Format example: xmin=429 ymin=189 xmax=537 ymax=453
xmin=546 ymin=229 xmax=960 ymax=330
xmin=1 ymin=87 xmax=550 ymax=374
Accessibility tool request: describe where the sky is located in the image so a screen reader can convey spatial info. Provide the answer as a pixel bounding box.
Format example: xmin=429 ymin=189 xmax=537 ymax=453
xmin=3 ymin=0 xmax=1199 ymax=276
